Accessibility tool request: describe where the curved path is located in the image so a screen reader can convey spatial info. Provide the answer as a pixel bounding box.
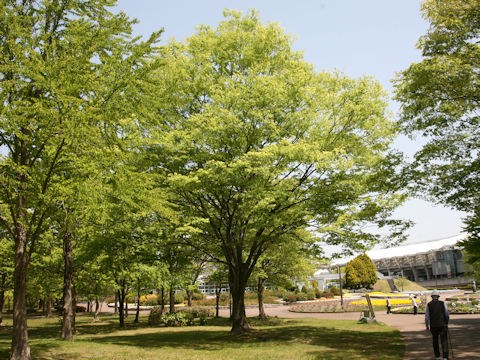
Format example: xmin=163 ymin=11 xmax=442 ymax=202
xmin=218 ymin=300 xmax=480 ymax=359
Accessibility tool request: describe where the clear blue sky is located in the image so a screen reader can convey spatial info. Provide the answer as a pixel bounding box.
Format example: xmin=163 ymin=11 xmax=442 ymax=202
xmin=114 ymin=0 xmax=466 ymax=245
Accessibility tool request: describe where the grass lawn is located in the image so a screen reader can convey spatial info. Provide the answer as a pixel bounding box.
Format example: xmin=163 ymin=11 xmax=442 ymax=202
xmin=0 ymin=313 xmax=404 ymax=360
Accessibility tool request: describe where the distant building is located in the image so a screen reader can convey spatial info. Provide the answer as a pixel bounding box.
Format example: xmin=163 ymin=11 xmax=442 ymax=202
xmin=331 ymin=234 xmax=472 ymax=288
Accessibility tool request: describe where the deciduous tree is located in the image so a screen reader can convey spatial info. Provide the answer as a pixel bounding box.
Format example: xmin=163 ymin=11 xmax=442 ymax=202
xmin=152 ymin=10 xmax=408 ymax=334
xmin=0 ymin=1 xmax=161 ymax=357
xmin=394 ymin=1 xmax=479 ymax=219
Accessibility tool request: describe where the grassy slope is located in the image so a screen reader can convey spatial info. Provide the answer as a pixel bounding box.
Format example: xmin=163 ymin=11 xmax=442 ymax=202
xmin=0 ymin=314 xmax=403 ymax=360
xmin=372 ymin=279 xmax=426 ymax=293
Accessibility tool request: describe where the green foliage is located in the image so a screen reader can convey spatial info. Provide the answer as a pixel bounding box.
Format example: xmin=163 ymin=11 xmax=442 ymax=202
xmin=148 ymin=309 xmax=194 ymax=327
xmin=178 ymin=306 xmax=215 ymax=318
xmin=394 ymin=0 xmax=480 ymax=229
xmin=0 ymin=0 xmax=164 ymax=350
xmin=344 ymin=254 xmax=378 ymax=289
xmin=462 ymin=232 xmax=480 ymax=279
xmin=284 ymin=294 xmax=298 ymax=303
xmin=148 ymin=306 xmax=213 ymax=327
xmin=192 ymin=292 xmax=205 ymax=301
xmin=151 ymin=9 xmax=407 ymax=332
xmin=306 ymin=289 xmax=316 ymax=300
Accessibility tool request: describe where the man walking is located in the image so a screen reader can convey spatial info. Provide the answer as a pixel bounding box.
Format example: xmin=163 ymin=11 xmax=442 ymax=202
xmin=425 ymin=290 xmax=450 ymax=360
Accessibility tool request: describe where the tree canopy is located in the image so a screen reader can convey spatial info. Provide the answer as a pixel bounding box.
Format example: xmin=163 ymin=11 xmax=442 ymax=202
xmin=0 ymin=1 xmax=162 ymax=358
xmin=394 ymin=0 xmax=479 ymax=210
xmin=394 ymin=0 xmax=480 ymax=268
xmin=150 ymin=9 xmax=407 ymax=334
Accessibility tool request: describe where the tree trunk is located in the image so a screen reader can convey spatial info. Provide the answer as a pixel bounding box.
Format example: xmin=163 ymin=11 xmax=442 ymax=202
xmin=186 ymin=289 xmax=193 ymax=307
xmin=169 ymin=287 xmax=175 ymax=313
xmin=117 ymin=287 xmax=125 ymax=327
xmin=61 ymin=231 xmax=74 ymax=340
xmin=93 ymin=298 xmax=100 ymax=322
xmin=10 ymin=225 xmax=31 ymax=360
xmin=229 ymin=266 xmax=251 ymax=335
xmin=215 ymin=288 xmax=220 ymax=318
xmin=257 ymin=277 xmax=267 ymax=320
xmin=72 ymin=286 xmax=77 ymax=330
xmin=46 ymin=298 xmax=52 ymax=318
xmin=134 ymin=287 xmax=140 ymax=323
xmin=114 ymin=292 xmax=118 ymax=314
xmin=124 ymin=296 xmax=128 ymax=318
xmin=160 ymin=286 xmax=165 ymax=315
xmin=0 ymin=273 xmax=6 ymax=326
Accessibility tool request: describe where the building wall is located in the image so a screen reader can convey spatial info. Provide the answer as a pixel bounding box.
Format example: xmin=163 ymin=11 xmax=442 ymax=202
xmin=373 ymin=248 xmax=472 ymax=285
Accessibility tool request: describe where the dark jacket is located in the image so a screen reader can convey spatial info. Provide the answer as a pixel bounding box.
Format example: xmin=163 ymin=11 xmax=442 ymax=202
xmin=425 ymin=299 xmax=449 ymax=328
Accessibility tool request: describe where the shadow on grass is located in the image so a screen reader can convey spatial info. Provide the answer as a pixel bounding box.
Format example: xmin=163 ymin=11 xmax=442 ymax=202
xmin=85 ymin=320 xmax=403 ymax=359
xmin=1 ymin=316 xmax=405 ymax=360
xmin=0 ymin=313 xmax=152 ymax=359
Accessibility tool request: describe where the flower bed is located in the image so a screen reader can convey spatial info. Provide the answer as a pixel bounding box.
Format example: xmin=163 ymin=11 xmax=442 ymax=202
xmin=351 ymin=298 xmax=416 ymax=306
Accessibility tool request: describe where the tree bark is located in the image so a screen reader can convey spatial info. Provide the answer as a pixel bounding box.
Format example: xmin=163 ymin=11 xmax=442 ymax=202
xmin=0 ymin=273 xmax=6 ymax=326
xmin=134 ymin=287 xmax=140 ymax=323
xmin=169 ymin=287 xmax=175 ymax=313
xmin=229 ymin=265 xmax=251 ymax=335
xmin=215 ymin=287 xmax=220 ymax=318
xmin=10 ymin=224 xmax=31 ymax=360
xmin=257 ymin=277 xmax=267 ymax=320
xmin=46 ymin=298 xmax=52 ymax=318
xmin=72 ymin=286 xmax=77 ymax=330
xmin=186 ymin=289 xmax=193 ymax=307
xmin=117 ymin=287 xmax=125 ymax=327
xmin=93 ymin=298 xmax=100 ymax=322
xmin=160 ymin=286 xmax=165 ymax=315
xmin=114 ymin=292 xmax=118 ymax=314
xmin=61 ymin=231 xmax=74 ymax=340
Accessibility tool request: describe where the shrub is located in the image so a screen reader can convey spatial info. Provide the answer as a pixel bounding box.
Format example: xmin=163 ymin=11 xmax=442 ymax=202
xmin=301 ymin=286 xmax=309 ymax=293
xmin=472 ymin=299 xmax=479 ymax=306
xmin=179 ymin=306 xmax=215 ymax=317
xmin=174 ymin=293 xmax=185 ymax=304
xmin=148 ymin=306 xmax=165 ymax=325
xmin=285 ymin=294 xmax=297 ymax=303
xmin=264 ymin=289 xmax=284 ymax=298
xmin=165 ymin=312 xmax=194 ymax=327
xmin=317 ymin=290 xmax=334 ymax=298
xmin=192 ymin=292 xmax=205 ymax=301
xmin=306 ymin=289 xmax=316 ymax=300
xmin=140 ymin=294 xmax=158 ymax=306
xmin=149 ymin=305 xmax=214 ymax=327
xmin=148 ymin=307 xmax=194 ymax=327
xmin=296 ymin=292 xmax=307 ymax=302
xmin=330 ymin=286 xmax=341 ymax=296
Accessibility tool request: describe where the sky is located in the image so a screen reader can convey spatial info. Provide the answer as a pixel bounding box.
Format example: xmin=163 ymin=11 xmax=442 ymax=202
xmin=114 ymin=0 xmax=466 ymax=246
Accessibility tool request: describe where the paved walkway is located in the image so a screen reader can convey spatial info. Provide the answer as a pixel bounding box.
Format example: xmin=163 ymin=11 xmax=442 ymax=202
xmin=218 ymin=299 xmax=480 ymax=359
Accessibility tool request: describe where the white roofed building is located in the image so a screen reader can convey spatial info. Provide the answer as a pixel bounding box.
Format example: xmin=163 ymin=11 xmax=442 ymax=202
xmin=333 ymin=234 xmax=473 ymax=288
